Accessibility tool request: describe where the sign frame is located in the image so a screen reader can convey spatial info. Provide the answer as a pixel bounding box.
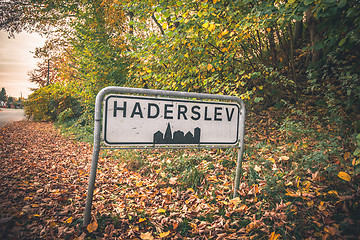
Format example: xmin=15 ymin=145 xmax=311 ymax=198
xmin=83 ymin=87 xmax=246 ymax=226
xmin=103 ymin=94 xmax=241 ymax=146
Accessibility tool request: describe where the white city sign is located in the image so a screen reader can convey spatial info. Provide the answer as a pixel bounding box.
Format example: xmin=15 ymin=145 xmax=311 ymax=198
xmin=103 ymin=94 xmax=240 ymax=146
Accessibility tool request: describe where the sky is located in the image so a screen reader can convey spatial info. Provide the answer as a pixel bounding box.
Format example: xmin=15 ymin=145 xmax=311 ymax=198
xmin=0 ymin=31 xmax=45 ymax=98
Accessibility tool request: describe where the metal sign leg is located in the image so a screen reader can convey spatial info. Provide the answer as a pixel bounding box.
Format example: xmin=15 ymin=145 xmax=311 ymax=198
xmin=233 ymin=147 xmax=244 ymax=198
xmin=83 ymin=118 xmax=102 ymax=226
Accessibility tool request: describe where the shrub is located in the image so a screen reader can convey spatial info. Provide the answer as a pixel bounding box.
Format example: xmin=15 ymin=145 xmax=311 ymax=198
xmin=25 ymin=83 xmax=81 ymax=122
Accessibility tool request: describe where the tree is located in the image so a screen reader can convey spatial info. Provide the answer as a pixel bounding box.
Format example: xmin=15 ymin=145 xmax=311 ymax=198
xmin=28 ymin=58 xmax=61 ymax=87
xmin=0 ymin=87 xmax=7 ymax=102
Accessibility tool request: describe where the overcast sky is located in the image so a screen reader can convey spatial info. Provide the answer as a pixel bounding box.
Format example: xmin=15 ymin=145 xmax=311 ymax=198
xmin=0 ymin=31 xmax=45 ymax=98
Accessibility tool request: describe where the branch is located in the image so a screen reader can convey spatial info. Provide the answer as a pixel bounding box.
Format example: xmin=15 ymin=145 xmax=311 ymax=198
xmin=151 ymin=13 xmax=164 ymax=35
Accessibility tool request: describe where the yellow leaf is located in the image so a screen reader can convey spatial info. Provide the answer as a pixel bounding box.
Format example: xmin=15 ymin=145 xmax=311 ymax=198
xmin=31 ymin=204 xmax=39 ymax=208
xmin=87 ymin=220 xmax=98 ymax=233
xmin=318 ymin=201 xmax=326 ymax=211
xmin=139 ymin=217 xmax=146 ymax=223
xmin=269 ymin=231 xmax=280 ymax=240
xmin=222 ymin=29 xmax=229 ymax=35
xmin=327 ymin=190 xmax=338 ymax=196
xmin=268 ymin=157 xmax=276 ymax=163
xmin=202 ymin=22 xmax=209 ymax=29
xmin=65 ymin=217 xmax=73 ymax=224
xmin=156 ymin=208 xmax=166 ymax=213
xmin=207 ymin=64 xmax=213 ymax=71
xmin=338 ymin=171 xmax=351 ymax=181
xmin=159 ymin=231 xmax=170 ymax=238
xmin=187 ymin=188 xmax=194 ymax=192
xmin=208 ymin=23 xmax=216 ymax=32
xmin=165 ymin=187 xmax=173 ymax=194
xmin=140 ymin=232 xmax=154 ymax=240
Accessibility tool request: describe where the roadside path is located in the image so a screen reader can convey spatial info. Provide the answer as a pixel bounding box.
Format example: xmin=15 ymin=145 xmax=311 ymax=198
xmin=0 ymin=121 xmax=92 ymax=239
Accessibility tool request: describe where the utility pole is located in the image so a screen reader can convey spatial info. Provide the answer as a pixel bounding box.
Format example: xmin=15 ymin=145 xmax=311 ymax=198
xmin=46 ymin=59 xmax=50 ymax=86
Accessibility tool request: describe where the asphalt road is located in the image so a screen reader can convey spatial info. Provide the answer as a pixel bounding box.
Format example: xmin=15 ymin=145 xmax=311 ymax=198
xmin=0 ymin=108 xmax=26 ymax=127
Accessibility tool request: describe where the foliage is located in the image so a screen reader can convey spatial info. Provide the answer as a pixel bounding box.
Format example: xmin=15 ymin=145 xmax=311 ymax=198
xmin=1 ymin=1 xmax=360 ymax=238
xmin=1 ymin=110 xmax=359 ymax=239
xmin=0 ymin=87 xmax=7 ymax=102
xmin=25 ymin=83 xmax=80 ymax=122
xmin=2 ymin=0 xmax=359 ymax=134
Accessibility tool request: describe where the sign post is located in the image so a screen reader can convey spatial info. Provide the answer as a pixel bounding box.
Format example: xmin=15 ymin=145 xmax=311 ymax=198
xmin=83 ymin=87 xmax=245 ymax=226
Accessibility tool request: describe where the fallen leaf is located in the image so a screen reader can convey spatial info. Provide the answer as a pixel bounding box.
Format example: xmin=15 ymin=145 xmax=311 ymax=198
xmin=254 ymin=165 xmax=261 ymax=172
xmin=269 ymin=231 xmax=280 ymax=240
xmin=165 ymin=187 xmax=173 ymax=195
xmin=337 ymin=171 xmax=351 ymax=181
xmin=172 ymin=221 xmax=179 ymax=230
xmin=65 ymin=216 xmax=73 ymax=224
xmin=230 ymin=197 xmax=241 ymax=206
xmin=324 ymin=226 xmax=336 ymax=236
xmin=87 ymin=220 xmax=98 ymax=233
xmin=156 ymin=208 xmax=166 ymax=213
xmin=140 ymin=232 xmax=154 ymax=240
xmin=139 ymin=217 xmax=146 ymax=223
xmin=159 ymin=231 xmax=170 ymax=238
xmin=169 ymin=177 xmax=177 ymax=185
xmin=343 ymin=152 xmax=351 ymax=160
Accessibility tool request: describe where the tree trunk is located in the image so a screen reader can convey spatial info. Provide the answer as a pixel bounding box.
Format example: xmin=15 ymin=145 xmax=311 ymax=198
xmin=306 ymin=9 xmax=321 ymax=63
xmin=294 ymin=20 xmax=303 ymax=48
xmin=268 ymin=27 xmax=277 ymax=68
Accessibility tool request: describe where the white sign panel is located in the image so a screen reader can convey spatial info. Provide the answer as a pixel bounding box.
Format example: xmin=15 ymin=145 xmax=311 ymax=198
xmin=103 ymin=95 xmax=240 ymax=146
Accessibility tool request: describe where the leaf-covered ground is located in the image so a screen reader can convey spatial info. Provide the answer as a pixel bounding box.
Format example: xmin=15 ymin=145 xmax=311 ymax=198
xmin=0 ymin=114 xmax=359 ymax=239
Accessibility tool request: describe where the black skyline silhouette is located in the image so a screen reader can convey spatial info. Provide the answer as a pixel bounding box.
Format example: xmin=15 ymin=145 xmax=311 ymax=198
xmin=153 ymin=123 xmax=201 ymax=144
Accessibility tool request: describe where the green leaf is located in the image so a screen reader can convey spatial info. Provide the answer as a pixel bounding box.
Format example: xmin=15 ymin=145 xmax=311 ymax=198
xmin=339 ymin=38 xmax=346 ymax=46
xmin=354 ymin=148 xmax=360 ymax=157
xmin=254 ymin=97 xmax=264 ymax=103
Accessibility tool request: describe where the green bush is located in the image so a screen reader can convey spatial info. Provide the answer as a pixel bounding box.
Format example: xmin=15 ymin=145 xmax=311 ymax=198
xmin=25 ymin=83 xmax=81 ymax=122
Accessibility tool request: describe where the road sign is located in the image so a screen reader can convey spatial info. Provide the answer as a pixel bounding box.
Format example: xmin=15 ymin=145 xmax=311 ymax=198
xmin=83 ymin=87 xmax=246 ymax=226
xmin=103 ymin=95 xmax=240 ymax=146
